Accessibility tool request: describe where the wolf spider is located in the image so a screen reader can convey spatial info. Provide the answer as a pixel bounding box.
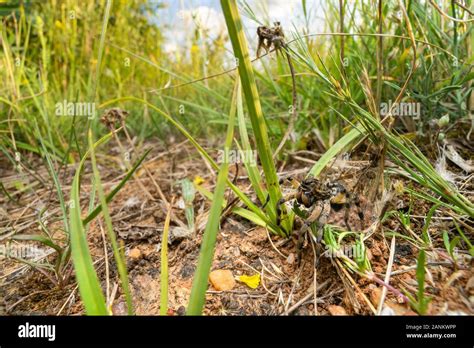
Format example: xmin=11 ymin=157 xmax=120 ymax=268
xmin=274 ymin=177 xmax=364 ymax=265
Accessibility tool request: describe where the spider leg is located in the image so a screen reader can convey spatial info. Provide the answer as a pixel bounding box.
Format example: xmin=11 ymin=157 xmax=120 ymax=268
xmin=343 ymin=194 xmax=364 ymax=231
xmin=314 ymin=199 xmax=331 ymax=243
xmin=276 ymin=192 xmax=297 ymax=227
xmin=343 ymin=200 xmax=351 ymax=231
xmin=256 ymin=27 xmax=268 ymax=58
xmin=264 ymin=176 xmax=297 ymax=210
xmin=354 ymin=195 xmax=365 ymax=230
xmin=256 ymin=37 xmax=264 ymax=58
xmin=259 ymin=39 xmax=270 ymax=56
xmin=264 ymin=40 xmax=271 ymax=54
xmin=295 ymin=226 xmax=306 ymax=266
xmin=295 ymin=201 xmax=324 ymax=265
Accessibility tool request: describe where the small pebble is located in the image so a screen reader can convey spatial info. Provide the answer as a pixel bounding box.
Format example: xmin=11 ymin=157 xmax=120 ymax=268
xmin=327 ymin=305 xmax=347 ymax=316
xmin=128 ymin=248 xmax=142 ymax=260
xmin=209 ymin=270 xmax=235 ymax=291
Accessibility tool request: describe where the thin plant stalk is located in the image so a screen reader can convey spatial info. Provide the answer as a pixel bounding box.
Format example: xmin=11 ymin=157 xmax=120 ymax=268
xmin=160 ymin=200 xmax=173 ymax=315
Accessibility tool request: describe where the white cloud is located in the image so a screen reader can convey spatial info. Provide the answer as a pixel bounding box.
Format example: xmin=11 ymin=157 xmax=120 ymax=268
xmin=163 ymin=5 xmax=226 ymax=55
xmin=161 ymin=1 xmax=327 ymax=58
xmin=266 ymin=0 xmax=299 ymax=22
xmin=177 ymin=6 xmax=226 ymax=34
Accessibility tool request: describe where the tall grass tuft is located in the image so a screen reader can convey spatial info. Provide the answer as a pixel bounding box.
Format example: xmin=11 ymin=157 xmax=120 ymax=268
xmin=220 ymin=0 xmax=285 ymax=229
xmin=69 ymin=133 xmax=112 ymax=315
xmin=89 ymin=129 xmax=134 ymax=315
xmin=69 ymin=130 xmax=146 ymax=315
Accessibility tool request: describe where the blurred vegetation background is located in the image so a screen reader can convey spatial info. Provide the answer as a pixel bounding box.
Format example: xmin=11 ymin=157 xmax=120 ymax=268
xmin=1 ymin=0 xmax=472 ymax=160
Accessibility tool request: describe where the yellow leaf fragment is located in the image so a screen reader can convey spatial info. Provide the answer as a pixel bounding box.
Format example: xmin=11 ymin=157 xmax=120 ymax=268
xmin=237 ymin=273 xmax=260 ymax=289
xmin=193 ymin=175 xmax=205 ymax=186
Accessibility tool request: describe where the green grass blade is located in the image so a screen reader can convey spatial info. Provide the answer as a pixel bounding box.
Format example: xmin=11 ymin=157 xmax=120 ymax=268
xmin=69 ymin=135 xmax=108 ymax=315
xmin=414 ymin=249 xmax=430 ymax=314
xmin=187 ymin=81 xmax=237 ymax=315
xmin=307 ymin=124 xmax=365 ymax=178
xmin=91 ymin=0 xmax=112 ymax=102
xmin=12 ymin=234 xmax=63 ymax=255
xmin=88 ymin=130 xmax=134 ymax=315
xmin=160 ymin=202 xmax=172 ymax=315
xmin=235 ymin=79 xmax=266 ymax=204
xmin=180 ymin=178 xmax=195 ymax=233
xmin=194 ymin=182 xmax=278 ymax=234
xmin=34 ymin=121 xmax=69 ymax=236
xmin=82 ymin=148 xmax=151 ymax=225
xmin=221 ymin=0 xmax=282 ymax=223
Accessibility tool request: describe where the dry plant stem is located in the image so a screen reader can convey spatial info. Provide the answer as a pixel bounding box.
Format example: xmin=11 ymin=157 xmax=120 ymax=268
xmin=387 ymin=261 xmax=453 ymax=276
xmin=310 ymin=237 xmax=318 ymax=315
xmin=108 ymin=283 xmax=119 ymax=310
xmin=265 ymin=227 xmax=287 ymax=258
xmin=454 ymin=0 xmax=474 ymax=15
xmin=57 ymin=250 xmax=117 ymax=315
xmin=259 ymin=268 xmax=277 ymax=297
xmin=121 ymin=121 xmax=168 ymax=205
xmin=376 ymin=0 xmax=383 ymax=111
xmin=284 ymin=261 xmax=305 ymax=313
xmin=57 ymin=284 xmax=79 ymax=315
xmin=147 ymin=46 xmax=276 ymax=93
xmin=336 ymin=259 xmax=377 ymax=314
xmin=120 ymin=122 xmax=187 ymax=227
xmin=6 ymin=290 xmax=50 ymax=312
xmin=15 ymin=161 xmax=48 ymax=190
xmin=273 ymin=50 xmax=298 ymax=159
xmin=429 ymin=0 xmax=474 ymax=22
xmin=377 ymin=235 xmax=396 ymax=314
xmin=283 ymin=279 xmax=330 ymax=315
xmin=448 ymin=212 xmax=474 ymax=232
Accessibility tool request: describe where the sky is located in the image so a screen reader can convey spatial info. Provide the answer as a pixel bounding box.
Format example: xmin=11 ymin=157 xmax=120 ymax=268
xmin=153 ymin=0 xmax=328 ymax=59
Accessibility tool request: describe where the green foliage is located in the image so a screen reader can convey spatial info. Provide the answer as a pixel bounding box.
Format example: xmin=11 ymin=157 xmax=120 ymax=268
xmin=69 ymin=133 xmax=110 ymax=315
xmin=180 ymin=178 xmax=196 ymax=233
xmin=69 ymin=130 xmax=145 ymax=315
xmin=407 ymin=249 xmax=431 ymax=315
xmin=221 ymin=0 xmax=284 ymax=228
xmin=187 ymin=80 xmax=237 ymax=315
xmin=160 ymin=203 xmax=172 ymax=315
xmin=88 ymin=130 xmax=133 ymax=315
xmin=2 ymin=0 xmax=474 ymax=316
